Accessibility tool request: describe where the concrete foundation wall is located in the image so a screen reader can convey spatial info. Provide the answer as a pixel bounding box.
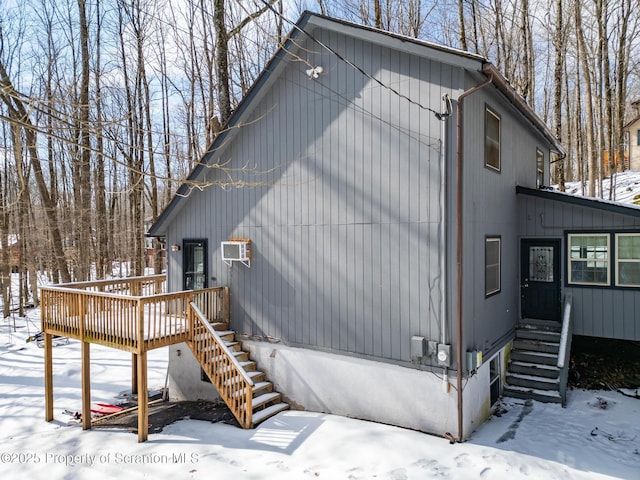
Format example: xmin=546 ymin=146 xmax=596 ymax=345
xmin=167 ymin=343 xmax=221 ymax=402
xmin=242 ymin=340 xmax=500 ymax=440
xmin=167 ymin=339 xmax=502 ymax=440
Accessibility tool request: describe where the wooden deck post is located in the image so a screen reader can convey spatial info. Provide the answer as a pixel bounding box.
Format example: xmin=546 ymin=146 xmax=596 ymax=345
xmin=137 ymin=351 xmax=148 ymax=442
xmin=132 ymin=353 xmax=138 ymax=395
xmin=44 ymin=333 xmax=53 ymax=421
xmin=81 ymin=341 xmax=91 ymax=430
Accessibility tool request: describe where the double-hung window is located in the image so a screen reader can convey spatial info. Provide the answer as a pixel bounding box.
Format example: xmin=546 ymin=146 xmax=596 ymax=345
xmin=567 ymin=234 xmax=610 ymax=286
xmin=616 ymin=233 xmax=640 ymax=287
xmin=485 ymin=237 xmax=501 ymax=296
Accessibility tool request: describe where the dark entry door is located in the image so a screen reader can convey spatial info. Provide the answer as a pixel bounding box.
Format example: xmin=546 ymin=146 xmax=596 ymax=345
xmin=183 ymin=239 xmax=208 ymax=291
xmin=520 ymin=239 xmax=561 ymax=321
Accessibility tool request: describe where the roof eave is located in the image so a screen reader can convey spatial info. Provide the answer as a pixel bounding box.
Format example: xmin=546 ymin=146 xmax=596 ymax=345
xmin=482 ymin=63 xmax=565 ymax=157
xmin=516 ymin=185 xmax=640 ymax=218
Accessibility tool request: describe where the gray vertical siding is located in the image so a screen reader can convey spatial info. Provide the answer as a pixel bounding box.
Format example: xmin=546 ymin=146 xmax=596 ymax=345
xmin=457 ymin=80 xmax=554 ymax=357
xmin=517 ymin=193 xmax=640 ymax=340
xmin=167 ymin=29 xmax=459 ymax=364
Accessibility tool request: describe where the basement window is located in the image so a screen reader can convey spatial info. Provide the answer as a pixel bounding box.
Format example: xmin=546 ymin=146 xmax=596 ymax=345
xmin=485 ymin=236 xmax=501 ymax=296
xmin=485 ymin=107 xmax=501 ymax=171
xmin=616 ymin=233 xmax=640 ymax=287
xmin=568 ymin=234 xmax=610 ymax=286
xmin=489 ymin=355 xmax=501 ymax=406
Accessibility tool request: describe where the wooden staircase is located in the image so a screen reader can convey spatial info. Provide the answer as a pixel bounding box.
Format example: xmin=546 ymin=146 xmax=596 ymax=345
xmin=504 ymin=319 xmax=564 ymax=404
xmin=187 ymin=303 xmax=289 ymax=428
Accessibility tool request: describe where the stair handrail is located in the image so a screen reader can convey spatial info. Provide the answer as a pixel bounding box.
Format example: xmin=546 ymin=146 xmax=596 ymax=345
xmin=556 ymin=294 xmax=573 ymax=407
xmin=189 ymin=302 xmax=255 ymax=387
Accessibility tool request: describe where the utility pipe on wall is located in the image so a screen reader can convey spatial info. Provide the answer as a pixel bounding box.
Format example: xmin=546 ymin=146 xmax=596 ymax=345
xmin=454 ymin=73 xmax=493 ymax=442
xmin=438 ymin=94 xmax=452 ymax=390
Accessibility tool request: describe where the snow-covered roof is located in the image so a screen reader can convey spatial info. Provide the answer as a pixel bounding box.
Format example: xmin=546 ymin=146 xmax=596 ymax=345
xmin=518 ymin=170 xmax=640 ymax=218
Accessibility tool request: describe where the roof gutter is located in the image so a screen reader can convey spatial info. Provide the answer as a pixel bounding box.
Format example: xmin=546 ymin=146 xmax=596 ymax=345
xmin=454 ymin=73 xmax=494 ymax=443
xmin=481 ymin=63 xmax=565 ymax=157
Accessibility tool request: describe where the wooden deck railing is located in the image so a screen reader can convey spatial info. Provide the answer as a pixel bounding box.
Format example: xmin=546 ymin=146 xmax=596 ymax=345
xmin=40 ymin=276 xmax=229 ymax=353
xmin=187 ymin=302 xmax=253 ymax=428
xmin=54 ymin=274 xmax=167 ymax=296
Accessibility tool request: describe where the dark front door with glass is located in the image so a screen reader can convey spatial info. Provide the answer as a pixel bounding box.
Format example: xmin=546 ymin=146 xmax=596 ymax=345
xmin=183 ymin=239 xmax=208 ymax=291
xmin=520 ymin=239 xmax=561 ymax=321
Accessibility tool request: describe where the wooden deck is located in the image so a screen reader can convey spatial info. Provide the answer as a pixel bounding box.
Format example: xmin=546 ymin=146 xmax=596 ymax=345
xmin=40 ymin=275 xmax=230 ymax=441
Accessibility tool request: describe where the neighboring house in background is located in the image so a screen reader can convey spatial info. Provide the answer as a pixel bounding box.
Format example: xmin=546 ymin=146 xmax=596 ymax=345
xmin=0 ymin=235 xmax=20 ymax=272
xmin=149 ymin=12 xmax=640 ymax=441
xmin=144 ymin=218 xmax=166 ymax=270
xmin=624 ymin=100 xmax=640 ymax=171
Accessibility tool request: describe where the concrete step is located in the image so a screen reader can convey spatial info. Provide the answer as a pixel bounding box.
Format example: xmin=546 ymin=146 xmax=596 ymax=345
xmin=506 ymin=372 xmax=559 ymax=391
xmin=251 ymin=402 xmax=290 ymax=427
xmin=513 ymin=338 xmax=560 ymax=354
xmin=510 ymin=350 xmax=559 ymax=366
xmin=509 ymin=361 xmax=560 ymax=379
xmin=503 ymin=384 xmax=562 ymax=404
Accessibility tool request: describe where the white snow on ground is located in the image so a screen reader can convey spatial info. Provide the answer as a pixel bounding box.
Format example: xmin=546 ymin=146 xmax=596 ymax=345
xmin=557 ymin=169 xmax=640 ymax=205
xmin=1 ymin=311 xmax=639 ymax=480
xmin=2 ymin=174 xmax=640 ymax=479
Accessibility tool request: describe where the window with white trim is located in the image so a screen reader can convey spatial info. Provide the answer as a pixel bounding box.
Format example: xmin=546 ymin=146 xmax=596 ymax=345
xmin=616 ymin=233 xmax=640 ymax=287
xmin=485 ymin=108 xmax=501 ymax=171
xmin=485 ymin=237 xmax=501 ymax=296
xmin=568 ymin=234 xmax=610 ymax=286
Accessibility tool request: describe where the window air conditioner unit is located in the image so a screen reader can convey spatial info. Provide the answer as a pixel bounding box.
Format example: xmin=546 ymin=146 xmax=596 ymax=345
xmin=221 ymin=240 xmax=251 ymax=267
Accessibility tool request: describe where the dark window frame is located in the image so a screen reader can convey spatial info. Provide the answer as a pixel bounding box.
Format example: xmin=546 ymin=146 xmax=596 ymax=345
xmin=615 ymin=233 xmax=640 ymax=287
xmin=564 ymin=230 xmax=640 ymax=289
xmin=567 ymin=232 xmax=610 ymax=287
xmin=536 ymin=148 xmax=544 ymax=188
xmin=485 ymin=106 xmax=501 ymax=172
xmin=485 ymin=236 xmax=502 ymax=297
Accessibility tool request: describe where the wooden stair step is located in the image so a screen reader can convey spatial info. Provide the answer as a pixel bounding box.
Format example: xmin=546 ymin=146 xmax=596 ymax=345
xmin=224 ymin=341 xmax=242 ymax=351
xmin=252 ymin=391 xmax=281 ymax=410
xmin=252 ymin=381 xmax=273 ymax=396
xmin=211 ymin=322 xmax=230 ymax=331
xmin=506 ymin=372 xmax=559 ymax=391
xmin=503 ymin=384 xmax=562 ymax=404
xmin=510 ymin=361 xmax=560 ymax=379
xmin=513 ymin=339 xmax=560 ymax=354
xmin=247 ymin=370 xmax=265 ymax=382
xmin=230 ymin=381 xmax=273 ymax=398
xmin=510 ymin=350 xmax=558 ymax=365
xmin=516 ymin=329 xmax=561 ymax=341
xmin=216 ymin=330 xmax=235 ymax=340
xmin=251 ymin=402 xmax=290 ymax=427
xmin=519 ymin=319 xmax=562 ymax=332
